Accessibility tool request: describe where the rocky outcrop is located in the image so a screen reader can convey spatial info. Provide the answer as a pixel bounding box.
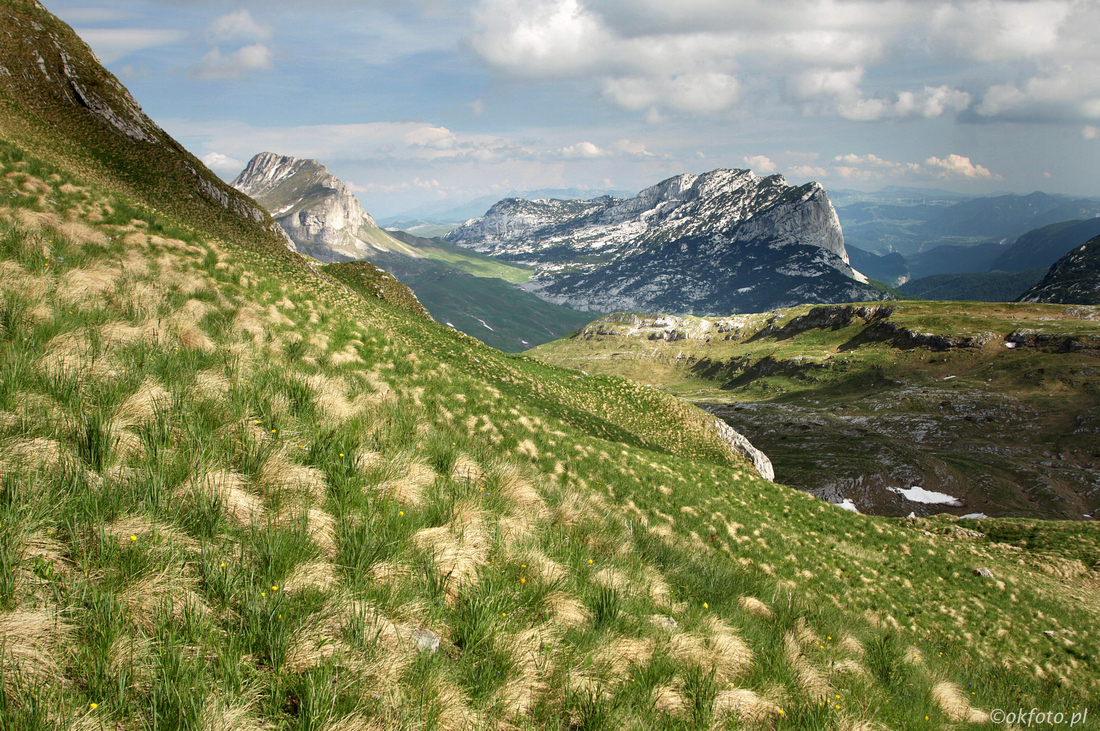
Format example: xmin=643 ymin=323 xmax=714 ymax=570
xmin=1017 ymin=236 xmax=1100 ymax=306
xmin=447 ymin=169 xmax=886 ymax=315
xmin=708 ymin=415 xmax=775 ymax=481
xmin=233 ymin=153 xmax=421 ymax=263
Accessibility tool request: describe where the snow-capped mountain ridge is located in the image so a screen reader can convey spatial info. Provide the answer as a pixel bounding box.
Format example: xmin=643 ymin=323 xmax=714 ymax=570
xmin=446 ymin=169 xmax=880 ymax=315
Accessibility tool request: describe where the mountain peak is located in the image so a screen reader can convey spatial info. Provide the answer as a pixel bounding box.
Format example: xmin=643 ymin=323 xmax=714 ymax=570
xmin=232 ymin=152 xmax=425 ymax=263
xmin=446 ymin=168 xmax=880 ymax=315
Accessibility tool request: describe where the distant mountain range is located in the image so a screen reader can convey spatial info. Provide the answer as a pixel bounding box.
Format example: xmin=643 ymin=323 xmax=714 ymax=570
xmin=376 ymin=187 xmax=636 ymax=229
xmin=446 ymin=170 xmax=887 ymax=315
xmin=840 ymin=193 xmax=1100 ymax=301
xmin=838 ymin=190 xmax=1100 ymax=256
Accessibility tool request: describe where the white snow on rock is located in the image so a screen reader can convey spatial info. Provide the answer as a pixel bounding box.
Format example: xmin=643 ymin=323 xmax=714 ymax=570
xmin=889 ymin=486 xmax=962 ymax=506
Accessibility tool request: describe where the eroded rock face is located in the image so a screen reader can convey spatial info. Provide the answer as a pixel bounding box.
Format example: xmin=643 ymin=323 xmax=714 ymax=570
xmin=1018 ymin=236 xmax=1100 ymax=306
xmin=233 ymin=153 xmax=420 ymax=263
xmin=447 ymin=169 xmax=886 ymax=314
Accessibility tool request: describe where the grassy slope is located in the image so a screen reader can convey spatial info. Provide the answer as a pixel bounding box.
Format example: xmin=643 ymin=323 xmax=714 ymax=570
xmin=898 ymin=269 xmax=1047 ymax=302
xmin=0 ymin=4 xmax=1098 ymax=730
xmin=0 ymin=141 xmax=1096 ymax=731
xmin=347 ymin=252 xmax=595 ymax=353
xmin=386 ymin=231 xmax=534 ymax=284
xmin=367 ymin=232 xmax=594 ymax=354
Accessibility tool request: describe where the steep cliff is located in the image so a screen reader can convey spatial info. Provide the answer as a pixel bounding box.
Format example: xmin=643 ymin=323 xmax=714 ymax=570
xmin=233 ymin=152 xmax=420 ymax=263
xmin=1017 ymin=236 xmax=1100 ymax=305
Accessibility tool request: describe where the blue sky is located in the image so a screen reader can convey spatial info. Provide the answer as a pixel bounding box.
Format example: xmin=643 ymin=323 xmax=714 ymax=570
xmin=44 ymin=0 xmax=1100 ymax=218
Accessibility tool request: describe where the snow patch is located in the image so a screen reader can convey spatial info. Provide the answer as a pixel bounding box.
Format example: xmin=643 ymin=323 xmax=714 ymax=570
xmin=961 ymin=513 xmax=987 ymax=519
xmin=836 ymin=499 xmax=859 ymax=513
xmin=889 ymin=486 xmax=962 ymax=506
xmin=475 ymin=317 xmax=494 ymax=331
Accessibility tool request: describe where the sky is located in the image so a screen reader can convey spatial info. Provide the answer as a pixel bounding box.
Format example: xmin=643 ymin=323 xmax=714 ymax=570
xmin=43 ymin=0 xmax=1100 ymax=218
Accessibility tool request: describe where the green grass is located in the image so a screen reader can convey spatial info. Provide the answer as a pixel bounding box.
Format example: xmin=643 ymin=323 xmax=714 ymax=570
xmin=0 ymin=7 xmax=1099 ymax=726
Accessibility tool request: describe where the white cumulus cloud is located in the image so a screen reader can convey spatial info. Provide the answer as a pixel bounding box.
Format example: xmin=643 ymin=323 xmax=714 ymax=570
xmin=201 ymin=152 xmax=245 ymax=175
xmin=787 ymin=164 xmax=829 ymax=179
xmin=193 ymin=44 xmax=275 ymax=80
xmin=560 ymin=141 xmax=607 ymax=159
xmin=208 ymin=11 xmax=272 ymax=43
xmin=468 ymin=0 xmax=1100 ymax=126
xmin=924 ymin=154 xmax=999 ymax=180
xmin=743 ymin=155 xmax=777 ymax=174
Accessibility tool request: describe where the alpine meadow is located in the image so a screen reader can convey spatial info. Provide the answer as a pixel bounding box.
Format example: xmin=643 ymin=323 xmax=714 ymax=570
xmin=0 ymin=2 xmax=1098 ymax=731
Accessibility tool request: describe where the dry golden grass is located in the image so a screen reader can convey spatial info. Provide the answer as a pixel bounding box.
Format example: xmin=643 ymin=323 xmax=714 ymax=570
xmin=200 ymin=696 xmax=269 ymax=731
xmin=58 ymin=220 xmax=107 ymax=247
xmin=496 ymin=463 xmax=544 ymax=511
xmin=1 ymin=436 xmax=65 ymax=473
xmin=232 ymin=306 xmax=266 ymax=346
xmin=282 ymin=560 xmax=337 ymax=594
xmin=107 ymin=633 xmax=155 ymax=693
xmin=739 ymin=595 xmax=773 ymax=618
xmin=931 ymin=680 xmax=989 ymax=723
xmin=306 ymin=508 xmax=337 ymax=558
xmin=0 ymin=260 xmax=50 ymax=303
xmin=319 ymin=714 xmax=388 ymax=731
xmin=652 ymin=683 xmax=688 ymax=717
xmin=329 ymin=346 xmax=364 ymax=367
xmin=595 ymin=635 xmax=653 ymax=678
xmin=40 ymin=330 xmax=119 ymax=382
xmin=414 ymin=505 xmax=490 ymax=601
xmin=287 ymin=598 xmax=415 ymax=689
xmin=369 ymin=561 xmax=412 ymax=587
xmin=58 ymin=263 xmax=121 ymax=305
xmin=115 ymin=377 xmax=171 ymax=427
xmin=121 ymin=231 xmax=148 ymax=248
xmin=118 ymin=565 xmax=211 ymax=634
xmin=104 ymin=514 xmax=197 ymax=552
xmin=494 ymin=625 xmax=558 ymax=717
xmin=257 ymin=454 xmax=327 ymax=503
xmin=371 ymin=453 xmax=435 ymax=507
xmin=182 ymin=470 xmax=263 ymax=525
xmin=194 ymin=370 xmax=231 ymax=400
xmin=14 ymin=531 xmax=68 ymax=598
xmin=450 ymin=455 xmax=484 ymax=486
xmin=516 ymin=439 xmax=539 ymax=460
xmin=266 ymin=304 xmax=294 ymax=327
xmin=99 ymin=317 xmax=163 ymax=349
xmin=711 ymin=688 xmax=782 ymax=727
xmin=0 ymin=608 xmax=70 ymax=702
xmin=785 ymin=628 xmax=831 ymax=704
xmin=13 ymin=208 xmax=59 ymax=231
xmin=704 ymin=616 xmax=755 ymax=680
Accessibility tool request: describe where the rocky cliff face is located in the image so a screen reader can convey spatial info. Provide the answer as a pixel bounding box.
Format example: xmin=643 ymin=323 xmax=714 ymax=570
xmin=233 ymin=153 xmax=420 ymax=263
xmin=1017 ymin=236 xmax=1100 ymax=305
xmin=447 ymin=169 xmax=884 ymax=314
